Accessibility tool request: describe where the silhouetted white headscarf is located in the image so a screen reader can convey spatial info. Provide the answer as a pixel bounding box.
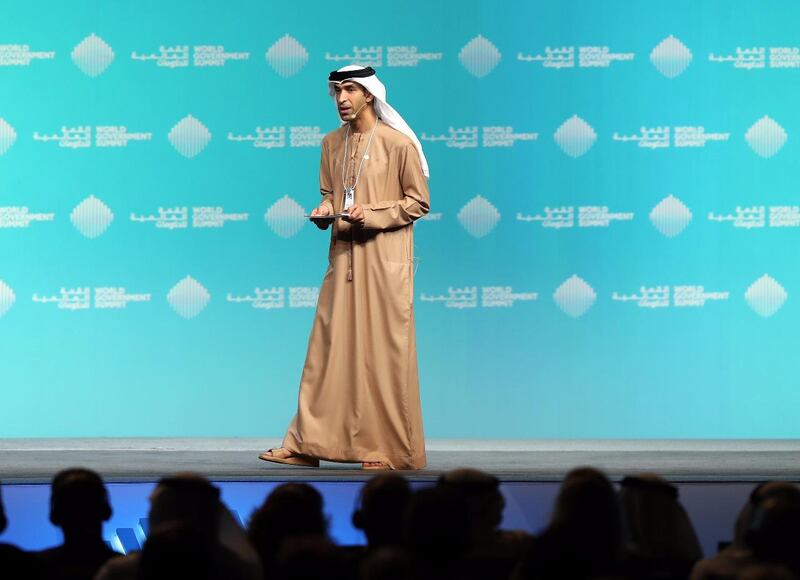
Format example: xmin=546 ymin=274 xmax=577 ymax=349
xmin=328 ymin=65 xmax=429 ymax=178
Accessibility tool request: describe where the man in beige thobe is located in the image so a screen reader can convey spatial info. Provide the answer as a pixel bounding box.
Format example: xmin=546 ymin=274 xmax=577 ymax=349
xmin=259 ymin=66 xmax=430 ymax=470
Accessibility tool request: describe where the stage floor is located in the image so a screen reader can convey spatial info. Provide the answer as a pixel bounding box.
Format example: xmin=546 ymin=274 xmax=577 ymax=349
xmin=1 ymin=438 xmax=798 ymax=483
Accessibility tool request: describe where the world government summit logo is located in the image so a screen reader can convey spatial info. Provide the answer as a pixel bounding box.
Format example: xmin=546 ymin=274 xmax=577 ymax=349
xmin=71 ymin=33 xmax=115 ymax=77
xmin=458 ymin=195 xmax=500 ymax=238
xmin=0 ymin=280 xmax=15 ymax=318
xmin=0 ymin=118 xmax=17 ymax=155
xmin=167 ymin=276 xmax=211 ymax=319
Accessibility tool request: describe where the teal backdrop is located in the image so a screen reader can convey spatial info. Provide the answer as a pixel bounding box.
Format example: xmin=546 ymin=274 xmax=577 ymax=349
xmin=1 ymin=1 xmax=798 ymax=438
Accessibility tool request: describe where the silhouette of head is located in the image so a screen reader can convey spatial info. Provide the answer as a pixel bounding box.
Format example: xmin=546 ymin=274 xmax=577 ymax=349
xmin=148 ymin=473 xmax=221 ymax=543
xmin=619 ymin=473 xmax=702 ymax=568
xmin=0 ymin=482 xmax=7 ymax=534
xmin=139 ymin=521 xmax=218 ymax=580
xmin=248 ymin=483 xmax=327 ymax=566
xmin=550 ymin=467 xmax=623 ymax=559
xmin=745 ymin=494 xmax=800 ymax=574
xmin=352 ymin=474 xmax=411 ymax=548
xmin=49 ymin=468 xmax=112 ymax=533
xmin=437 ymin=468 xmax=504 ymax=542
xmin=735 ymin=481 xmax=800 ymax=545
xmin=404 ymin=486 xmax=471 ymax=562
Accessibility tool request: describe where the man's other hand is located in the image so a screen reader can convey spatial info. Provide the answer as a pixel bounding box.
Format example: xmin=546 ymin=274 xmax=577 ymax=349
xmin=342 ymin=203 xmax=365 ymax=227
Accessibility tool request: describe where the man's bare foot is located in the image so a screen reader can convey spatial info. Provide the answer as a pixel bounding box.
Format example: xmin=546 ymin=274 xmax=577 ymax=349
xmin=262 ymin=448 xmax=292 ymax=459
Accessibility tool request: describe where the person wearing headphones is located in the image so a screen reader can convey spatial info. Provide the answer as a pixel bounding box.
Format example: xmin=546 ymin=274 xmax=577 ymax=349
xmin=37 ymin=468 xmax=119 ymax=580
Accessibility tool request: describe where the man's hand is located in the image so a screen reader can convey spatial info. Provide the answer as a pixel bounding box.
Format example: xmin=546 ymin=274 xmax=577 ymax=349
xmin=342 ymin=203 xmax=365 ymax=227
xmin=310 ymin=204 xmax=332 ymax=229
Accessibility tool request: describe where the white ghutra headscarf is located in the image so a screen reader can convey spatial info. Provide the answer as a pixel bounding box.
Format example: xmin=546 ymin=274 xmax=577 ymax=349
xmin=328 ymin=65 xmax=429 ymax=178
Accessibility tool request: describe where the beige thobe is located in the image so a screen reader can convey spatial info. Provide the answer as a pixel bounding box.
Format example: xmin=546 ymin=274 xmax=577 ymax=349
xmin=281 ymin=121 xmax=429 ymax=470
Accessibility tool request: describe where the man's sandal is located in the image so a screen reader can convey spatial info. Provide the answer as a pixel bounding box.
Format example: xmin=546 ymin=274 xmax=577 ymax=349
xmin=362 ymin=461 xmax=392 ymax=471
xmin=258 ymin=448 xmax=319 ymax=467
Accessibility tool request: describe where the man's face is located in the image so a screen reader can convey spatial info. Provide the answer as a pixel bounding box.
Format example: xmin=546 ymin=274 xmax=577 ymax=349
xmin=334 ymin=81 xmax=371 ymax=121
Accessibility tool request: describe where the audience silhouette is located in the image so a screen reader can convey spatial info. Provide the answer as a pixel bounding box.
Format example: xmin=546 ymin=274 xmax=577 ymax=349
xmin=619 ymin=473 xmax=703 ymax=579
xmin=37 ymin=468 xmax=120 ymax=580
xmin=342 ymin=474 xmax=413 ymax=578
xmin=437 ymin=468 xmax=532 ymax=580
xmin=692 ymin=481 xmax=800 ymax=580
xmin=138 ymin=521 xmax=219 ymax=580
xmin=404 ymin=485 xmax=472 ymax=579
xmin=511 ymin=467 xmax=626 ymax=579
xmin=272 ymin=535 xmax=346 ymax=580
xmin=247 ymin=482 xmax=328 ymax=580
xmin=1 ymin=466 xmax=799 ymax=580
xmin=353 ymin=474 xmax=412 ymax=550
xmin=95 ymin=472 xmax=259 ymax=580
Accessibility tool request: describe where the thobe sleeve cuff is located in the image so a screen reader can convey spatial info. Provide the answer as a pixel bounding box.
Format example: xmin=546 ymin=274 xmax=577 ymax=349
xmin=361 ymin=198 xmax=428 ymax=230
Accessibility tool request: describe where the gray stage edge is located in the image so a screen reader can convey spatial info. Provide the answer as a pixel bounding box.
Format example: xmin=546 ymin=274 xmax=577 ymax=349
xmin=1 ymin=438 xmax=798 ymax=484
